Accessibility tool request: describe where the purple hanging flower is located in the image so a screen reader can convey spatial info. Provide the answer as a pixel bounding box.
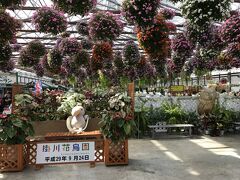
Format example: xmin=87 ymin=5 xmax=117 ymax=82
xmin=32 ymin=7 xmax=67 ymax=35
xmin=89 ymin=11 xmax=124 ymax=42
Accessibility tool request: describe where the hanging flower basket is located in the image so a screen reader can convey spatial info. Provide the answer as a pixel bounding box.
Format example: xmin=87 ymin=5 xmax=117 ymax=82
xmin=160 ymin=8 xmax=176 ymax=20
xmin=58 ymin=37 xmax=81 ymax=56
xmin=0 ymin=11 xmax=22 ymax=45
xmin=81 ymin=38 xmax=93 ymax=50
xmin=181 ymin=0 xmax=231 ymax=28
xmin=92 ymin=42 xmax=113 ymax=64
xmin=137 ymin=14 xmax=176 ymax=58
xmin=221 ymin=14 xmax=240 ymax=43
xmin=18 ymin=48 xmax=39 ymax=67
xmin=89 ymin=12 xmax=123 ymax=42
xmin=52 ymin=0 xmax=97 ymax=16
xmin=76 ymin=20 xmax=89 ymax=36
xmin=0 ymin=0 xmax=27 ymax=8
xmin=171 ymin=33 xmax=192 ymax=58
xmin=123 ymin=40 xmax=140 ymax=66
xmin=26 ymin=40 xmax=46 ymax=58
xmin=32 ymin=7 xmax=67 ymax=35
xmin=122 ymin=0 xmax=160 ymax=28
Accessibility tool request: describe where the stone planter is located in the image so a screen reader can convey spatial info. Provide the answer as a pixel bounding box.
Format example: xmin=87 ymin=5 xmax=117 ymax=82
xmin=0 ymin=144 xmax=24 ymax=172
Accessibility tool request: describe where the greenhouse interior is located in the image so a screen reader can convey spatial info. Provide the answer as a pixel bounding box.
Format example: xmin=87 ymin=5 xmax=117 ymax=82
xmin=1 ymin=0 xmax=240 ymax=179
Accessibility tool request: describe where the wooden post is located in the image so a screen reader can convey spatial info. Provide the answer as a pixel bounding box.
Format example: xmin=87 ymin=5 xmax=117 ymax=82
xmin=11 ymin=83 xmax=23 ymax=113
xmin=127 ymin=82 xmax=135 ymax=114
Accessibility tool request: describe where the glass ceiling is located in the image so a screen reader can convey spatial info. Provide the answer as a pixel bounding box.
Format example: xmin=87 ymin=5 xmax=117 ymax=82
xmin=5 ymin=0 xmax=240 ymax=73
xmin=6 ymin=0 xmax=185 ymax=61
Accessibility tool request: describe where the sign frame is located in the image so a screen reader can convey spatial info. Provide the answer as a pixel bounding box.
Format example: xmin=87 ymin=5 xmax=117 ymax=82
xmin=35 ymin=140 xmax=96 ymax=166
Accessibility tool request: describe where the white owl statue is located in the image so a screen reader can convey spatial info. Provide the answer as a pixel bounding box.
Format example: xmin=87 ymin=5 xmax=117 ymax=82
xmin=66 ymin=105 xmax=89 ymax=134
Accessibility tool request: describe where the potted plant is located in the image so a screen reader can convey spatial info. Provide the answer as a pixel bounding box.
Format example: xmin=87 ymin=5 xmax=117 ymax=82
xmin=15 ymin=91 xmax=67 ymax=136
xmin=0 ymin=114 xmax=34 ymax=172
xmin=100 ymin=92 xmax=136 ymax=166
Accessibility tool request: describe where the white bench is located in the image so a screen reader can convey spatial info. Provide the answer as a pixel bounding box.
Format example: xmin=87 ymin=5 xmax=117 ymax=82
xmin=233 ymin=122 xmax=240 ymax=132
xmin=148 ymin=122 xmax=194 ymax=138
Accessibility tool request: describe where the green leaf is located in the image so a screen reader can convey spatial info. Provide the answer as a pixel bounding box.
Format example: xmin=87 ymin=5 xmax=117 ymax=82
xmin=12 ymin=119 xmax=23 ymax=128
xmin=117 ymin=119 xmax=125 ymax=127
xmin=124 ymin=123 xmax=131 ymax=135
xmin=6 ymin=126 xmax=17 ymax=138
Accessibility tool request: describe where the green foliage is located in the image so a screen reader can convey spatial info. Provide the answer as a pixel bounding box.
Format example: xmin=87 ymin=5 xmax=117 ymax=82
xmin=15 ymin=91 xmax=63 ymax=121
xmin=134 ymin=96 xmax=149 ymax=136
xmin=0 ymin=114 xmax=34 ymax=145
xmin=57 ymin=92 xmax=85 ymax=116
xmin=100 ymin=93 xmax=136 ymax=142
xmin=161 ymin=102 xmax=187 ymax=124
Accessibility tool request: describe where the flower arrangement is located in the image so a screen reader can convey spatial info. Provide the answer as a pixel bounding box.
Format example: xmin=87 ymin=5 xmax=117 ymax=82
xmin=26 ymin=40 xmax=46 ymax=58
xmin=137 ymin=14 xmax=176 ymax=58
xmin=183 ymin=60 xmax=193 ymax=77
xmin=61 ymin=57 xmax=78 ymax=76
xmin=136 ymin=56 xmax=156 ymax=79
xmin=73 ymin=49 xmax=90 ymax=67
xmin=0 ymin=0 xmax=27 ymax=8
xmin=18 ymin=48 xmax=39 ymax=67
xmin=92 ymin=42 xmax=113 ymax=63
xmin=172 ymin=55 xmax=185 ymax=74
xmin=226 ymin=43 xmax=240 ymax=58
xmin=123 ymin=66 xmax=137 ymax=82
xmin=11 ymin=44 xmax=22 ymax=52
xmin=191 ymin=49 xmax=218 ymax=75
xmin=33 ymin=63 xmax=45 ymax=77
xmin=220 ymin=14 xmax=240 ymax=43
xmin=76 ymin=20 xmax=89 ymax=36
xmin=58 ymin=37 xmax=81 ymax=56
xmin=185 ymin=23 xmax=225 ymax=50
xmin=0 ymin=43 xmax=12 ymax=63
xmin=0 ymin=43 xmax=14 ymax=72
xmin=47 ymin=48 xmax=63 ymax=74
xmin=52 ymin=0 xmax=97 ymax=16
xmin=231 ymin=57 xmax=240 ymax=68
xmin=122 ymin=40 xmax=140 ymax=66
xmin=167 ymin=59 xmax=176 ymax=77
xmin=100 ymin=93 xmax=136 ymax=142
xmin=151 ymin=58 xmax=167 ymax=78
xmin=0 ymin=114 xmax=34 ymax=145
xmin=81 ymin=38 xmax=93 ymax=50
xmin=216 ymin=52 xmax=232 ymax=70
xmin=89 ymin=12 xmax=124 ymax=42
xmin=160 ymin=8 xmax=176 ymax=20
xmin=171 ymin=33 xmax=192 ymax=57
xmin=32 ymin=7 xmax=67 ymax=35
xmin=122 ymin=0 xmax=160 ymax=28
xmin=114 ymin=51 xmax=124 ymax=71
xmin=0 ymin=11 xmax=22 ymax=45
xmin=181 ymin=0 xmax=231 ymax=28
xmin=2 ymin=59 xmax=15 ymax=72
